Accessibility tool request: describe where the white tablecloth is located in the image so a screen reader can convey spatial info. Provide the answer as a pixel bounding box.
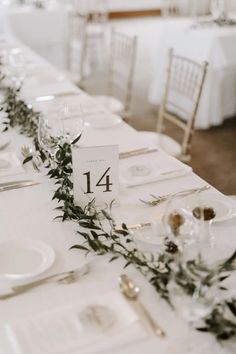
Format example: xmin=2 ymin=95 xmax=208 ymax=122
xmin=148 ymin=17 xmax=236 ymax=129
xmin=0 ymin=5 xmax=69 ymax=69
xmin=0 ymin=37 xmax=236 ymax=354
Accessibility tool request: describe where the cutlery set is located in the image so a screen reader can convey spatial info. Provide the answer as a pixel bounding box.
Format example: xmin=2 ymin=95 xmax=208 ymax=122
xmin=0 ymin=263 xmax=90 ymax=300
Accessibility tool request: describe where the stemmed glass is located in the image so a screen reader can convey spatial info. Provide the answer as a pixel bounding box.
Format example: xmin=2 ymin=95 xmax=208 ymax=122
xmin=210 ymin=0 xmax=228 ymax=20
xmin=188 ymin=193 xmax=216 ymax=248
xmin=163 ymin=193 xmax=217 ymax=324
xmin=7 ymin=49 xmax=26 ymax=88
xmin=38 ymin=115 xmax=63 ymax=159
xmin=38 ymin=114 xmax=84 ymax=160
xmin=163 ymin=195 xmax=199 ymax=253
xmin=60 ymin=116 xmax=84 ymax=145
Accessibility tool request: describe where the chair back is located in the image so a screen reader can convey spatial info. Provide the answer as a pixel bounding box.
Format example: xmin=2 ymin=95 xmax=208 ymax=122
xmin=157 ymin=48 xmax=208 ymax=162
xmin=89 ymin=0 xmax=108 ymax=24
xmin=68 ymin=12 xmax=88 ymax=80
xmin=108 ymin=29 xmax=137 ymax=118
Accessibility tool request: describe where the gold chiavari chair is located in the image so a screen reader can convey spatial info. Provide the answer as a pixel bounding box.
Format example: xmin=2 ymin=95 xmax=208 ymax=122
xmin=139 ymin=48 xmax=208 ymax=163
xmin=67 ymin=12 xmax=88 ymax=85
xmin=85 ymin=0 xmax=108 ymax=73
xmin=91 ymin=28 xmax=138 ymax=120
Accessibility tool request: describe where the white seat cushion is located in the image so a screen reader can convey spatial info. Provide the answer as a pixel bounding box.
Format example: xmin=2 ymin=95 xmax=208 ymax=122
xmin=86 ymin=24 xmax=104 ymax=36
xmin=92 ymin=95 xmax=124 ymax=115
xmin=138 ymin=131 xmax=182 ymax=158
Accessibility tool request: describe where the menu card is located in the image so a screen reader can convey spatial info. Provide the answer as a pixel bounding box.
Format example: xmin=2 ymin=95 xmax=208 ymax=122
xmin=4 ymin=292 xmax=147 ymax=354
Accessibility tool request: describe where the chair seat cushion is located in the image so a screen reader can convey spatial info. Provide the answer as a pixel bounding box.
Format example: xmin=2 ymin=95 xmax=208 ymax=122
xmin=86 ymin=24 xmax=104 ymax=36
xmin=138 ymin=131 xmax=182 ymax=158
xmin=92 ymin=95 xmax=124 ymax=115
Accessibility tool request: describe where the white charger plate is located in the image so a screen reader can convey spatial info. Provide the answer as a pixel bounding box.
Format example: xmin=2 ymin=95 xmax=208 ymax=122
xmin=84 ymin=114 xmax=122 ymax=129
xmin=0 ymin=239 xmax=55 ymax=280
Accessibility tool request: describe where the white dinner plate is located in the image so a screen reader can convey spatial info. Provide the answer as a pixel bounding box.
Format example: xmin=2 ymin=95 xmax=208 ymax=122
xmin=189 ymin=195 xmax=236 ymax=222
xmin=84 ymin=114 xmax=122 ymax=129
xmin=0 ymin=239 xmax=55 ymax=280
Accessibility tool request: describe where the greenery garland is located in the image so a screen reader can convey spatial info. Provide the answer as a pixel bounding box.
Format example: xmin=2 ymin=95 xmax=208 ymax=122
xmin=0 ymin=65 xmax=236 ymax=344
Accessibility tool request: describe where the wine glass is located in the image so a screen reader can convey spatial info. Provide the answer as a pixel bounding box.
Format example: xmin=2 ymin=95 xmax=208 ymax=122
xmin=38 ymin=115 xmax=63 ymax=158
xmin=60 ymin=116 xmax=84 ymax=145
xmin=7 ymin=49 xmax=26 ymax=88
xmin=210 ymin=0 xmax=228 ymax=20
xmin=163 ymin=195 xmax=199 ymax=252
xmin=187 ymin=193 xmax=216 ymax=248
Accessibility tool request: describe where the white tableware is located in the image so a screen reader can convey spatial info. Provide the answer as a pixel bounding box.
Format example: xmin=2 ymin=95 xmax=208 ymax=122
xmin=84 ymin=114 xmax=122 ymax=129
xmin=0 ymin=239 xmax=55 ymax=280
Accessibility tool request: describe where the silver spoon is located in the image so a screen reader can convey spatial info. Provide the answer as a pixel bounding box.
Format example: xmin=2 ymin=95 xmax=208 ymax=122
xmin=119 ymin=274 xmax=165 ymax=337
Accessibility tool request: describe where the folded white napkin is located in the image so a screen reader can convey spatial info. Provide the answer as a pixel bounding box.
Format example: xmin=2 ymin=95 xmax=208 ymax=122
xmin=0 ymin=152 xmax=24 ymax=179
xmin=119 ymin=151 xmax=192 ymax=188
xmin=4 ymin=291 xmax=147 ymax=354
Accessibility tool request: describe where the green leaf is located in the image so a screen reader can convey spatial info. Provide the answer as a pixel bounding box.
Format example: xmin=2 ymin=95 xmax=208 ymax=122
xmin=70 ymin=245 xmax=89 ymax=251
xmin=23 ymin=156 xmax=33 ymax=164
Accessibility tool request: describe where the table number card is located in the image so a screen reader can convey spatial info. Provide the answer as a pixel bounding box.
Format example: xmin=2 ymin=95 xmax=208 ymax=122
xmin=72 ymin=145 xmax=119 ymax=207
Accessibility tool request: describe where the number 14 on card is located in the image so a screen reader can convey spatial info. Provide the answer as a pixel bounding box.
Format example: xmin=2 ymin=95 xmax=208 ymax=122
xmin=83 ymin=167 xmax=112 ymax=194
xmin=72 ymin=145 xmax=119 ymax=207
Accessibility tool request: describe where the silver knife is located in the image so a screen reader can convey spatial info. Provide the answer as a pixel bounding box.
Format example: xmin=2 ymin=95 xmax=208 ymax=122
xmin=0 ymin=142 xmax=10 ymax=151
xmin=119 ymin=147 xmax=158 ymax=159
xmin=0 ymin=181 xmax=40 ymax=192
xmin=0 ymin=179 xmax=33 ymax=188
xmin=33 ymin=91 xmax=80 ymax=102
xmin=115 ymin=222 xmax=151 ymax=231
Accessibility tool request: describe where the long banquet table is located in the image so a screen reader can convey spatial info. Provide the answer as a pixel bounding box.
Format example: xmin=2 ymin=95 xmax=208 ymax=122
xmin=0 ymin=36 xmax=236 ymax=354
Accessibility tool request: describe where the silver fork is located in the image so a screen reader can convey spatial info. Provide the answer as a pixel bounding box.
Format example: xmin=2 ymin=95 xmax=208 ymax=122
xmin=0 ymin=264 xmax=90 ymax=300
xmin=140 ymin=185 xmax=210 ymax=206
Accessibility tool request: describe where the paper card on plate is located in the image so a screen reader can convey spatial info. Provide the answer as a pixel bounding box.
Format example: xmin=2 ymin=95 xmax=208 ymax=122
xmin=72 ymin=145 xmax=119 ymax=208
xmin=4 ymin=291 xmax=147 ymax=354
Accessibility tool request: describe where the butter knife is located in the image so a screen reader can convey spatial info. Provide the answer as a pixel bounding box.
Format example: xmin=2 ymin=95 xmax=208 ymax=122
xmin=33 ymin=91 xmax=80 ymax=102
xmin=119 ymin=147 xmax=158 ymax=159
xmin=0 ymin=181 xmax=40 ymax=192
xmin=0 ymin=179 xmax=33 ymax=188
xmin=115 ymin=222 xmax=151 ymax=231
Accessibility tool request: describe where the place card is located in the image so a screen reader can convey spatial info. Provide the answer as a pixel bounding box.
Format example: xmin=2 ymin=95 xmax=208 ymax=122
xmin=72 ymin=145 xmax=119 ymax=208
xmin=4 ymin=292 xmax=146 ymax=354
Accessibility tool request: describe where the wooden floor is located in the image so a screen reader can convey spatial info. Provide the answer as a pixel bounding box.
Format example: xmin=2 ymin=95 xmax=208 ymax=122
xmin=130 ymin=105 xmax=236 ymax=195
